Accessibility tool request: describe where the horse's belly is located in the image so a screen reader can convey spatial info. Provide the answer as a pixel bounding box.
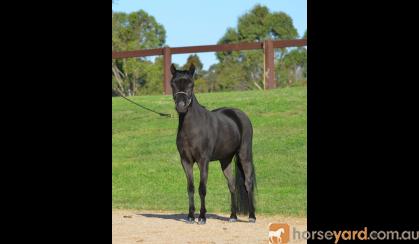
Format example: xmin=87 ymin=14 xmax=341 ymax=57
xmin=210 ymin=136 xmax=240 ymax=161
xmin=177 ymin=120 xmax=240 ymax=162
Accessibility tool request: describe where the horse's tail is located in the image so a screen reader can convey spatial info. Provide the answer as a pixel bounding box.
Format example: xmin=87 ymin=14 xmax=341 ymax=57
xmin=235 ymin=153 xmax=256 ymax=215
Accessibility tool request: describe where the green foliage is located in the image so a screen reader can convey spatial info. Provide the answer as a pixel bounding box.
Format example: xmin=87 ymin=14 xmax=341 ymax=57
xmin=182 ymin=54 xmax=203 ymax=75
xmin=112 ymin=10 xmax=166 ymax=96
xmin=179 ymin=54 xmax=209 ymax=92
xmin=112 ymin=87 xmax=307 ymax=216
xmin=266 ymin=12 xmax=299 ymax=40
xmin=277 ymin=47 xmax=307 ymax=86
xmin=112 ymin=10 xmax=165 ymax=51
xmin=212 ymin=4 xmax=300 ymax=91
xmin=112 ymin=6 xmax=307 ymax=96
xmin=136 ymin=57 xmax=164 ymax=95
xmin=216 ymin=28 xmax=241 ymax=63
xmin=237 ymin=5 xmax=271 ymax=41
xmin=193 ymin=78 xmax=208 ymax=93
xmin=210 ymin=59 xmax=248 ymax=91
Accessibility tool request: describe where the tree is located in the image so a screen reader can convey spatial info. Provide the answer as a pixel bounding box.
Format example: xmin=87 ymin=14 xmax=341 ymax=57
xmin=214 ymin=5 xmax=299 ymax=90
xmin=277 ymin=47 xmax=307 ymax=86
xmin=276 ymin=29 xmax=307 ymax=86
xmin=182 ymin=55 xmax=211 ymax=93
xmin=215 ymin=28 xmax=240 ymax=63
xmin=136 ymin=57 xmax=165 ymax=95
xmin=112 ymin=10 xmax=166 ymax=96
xmin=182 ymin=54 xmax=203 ymax=77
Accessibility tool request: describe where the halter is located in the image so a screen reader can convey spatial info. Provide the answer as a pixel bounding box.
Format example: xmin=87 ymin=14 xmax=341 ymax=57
xmin=174 ymin=91 xmax=192 ymax=108
xmin=174 ymin=91 xmax=189 ymax=96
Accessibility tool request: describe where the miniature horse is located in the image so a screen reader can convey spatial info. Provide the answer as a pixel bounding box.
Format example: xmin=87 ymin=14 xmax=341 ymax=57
xmin=170 ymin=64 xmax=256 ymax=224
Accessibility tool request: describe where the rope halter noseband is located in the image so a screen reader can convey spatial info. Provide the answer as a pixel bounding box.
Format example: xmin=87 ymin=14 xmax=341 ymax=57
xmin=174 ymin=91 xmax=192 ymax=108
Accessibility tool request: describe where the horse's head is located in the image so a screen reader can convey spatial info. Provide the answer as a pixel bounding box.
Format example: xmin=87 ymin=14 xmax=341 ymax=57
xmin=170 ymin=63 xmax=195 ymax=113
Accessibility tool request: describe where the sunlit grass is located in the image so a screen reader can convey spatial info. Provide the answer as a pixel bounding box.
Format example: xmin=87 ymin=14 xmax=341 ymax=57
xmin=112 ymin=86 xmax=306 ymax=216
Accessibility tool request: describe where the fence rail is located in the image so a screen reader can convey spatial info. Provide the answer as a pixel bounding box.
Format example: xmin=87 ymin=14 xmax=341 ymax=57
xmin=112 ymin=39 xmax=307 ymax=95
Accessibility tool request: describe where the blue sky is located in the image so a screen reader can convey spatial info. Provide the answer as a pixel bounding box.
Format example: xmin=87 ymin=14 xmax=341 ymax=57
xmin=112 ymin=0 xmax=307 ymax=69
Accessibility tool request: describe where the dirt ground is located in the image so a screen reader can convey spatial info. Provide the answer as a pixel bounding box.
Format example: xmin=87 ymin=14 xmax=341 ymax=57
xmin=112 ymin=209 xmax=307 ymax=244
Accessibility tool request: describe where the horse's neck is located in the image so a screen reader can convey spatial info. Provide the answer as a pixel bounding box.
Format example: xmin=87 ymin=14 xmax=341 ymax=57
xmin=178 ymin=93 xmax=207 ymax=133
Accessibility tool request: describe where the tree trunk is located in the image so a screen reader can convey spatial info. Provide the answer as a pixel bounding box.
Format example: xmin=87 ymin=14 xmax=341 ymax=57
xmin=112 ymin=61 xmax=126 ymax=96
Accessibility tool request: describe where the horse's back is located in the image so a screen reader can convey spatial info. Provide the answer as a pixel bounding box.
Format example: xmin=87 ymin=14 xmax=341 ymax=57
xmin=211 ymin=107 xmax=253 ymax=135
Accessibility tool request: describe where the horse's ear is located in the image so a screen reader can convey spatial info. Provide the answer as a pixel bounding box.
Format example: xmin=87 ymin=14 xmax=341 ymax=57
xmin=188 ymin=64 xmax=195 ymax=76
xmin=170 ymin=64 xmax=177 ymax=75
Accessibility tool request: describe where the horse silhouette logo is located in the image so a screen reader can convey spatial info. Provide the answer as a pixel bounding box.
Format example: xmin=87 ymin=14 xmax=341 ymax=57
xmin=268 ymin=223 xmax=289 ymax=244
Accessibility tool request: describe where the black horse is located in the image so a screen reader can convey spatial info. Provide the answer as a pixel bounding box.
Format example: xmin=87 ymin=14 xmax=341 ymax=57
xmin=170 ymin=64 xmax=256 ymax=224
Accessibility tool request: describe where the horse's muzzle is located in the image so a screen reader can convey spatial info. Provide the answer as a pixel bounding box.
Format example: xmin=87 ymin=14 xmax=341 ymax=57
xmin=176 ymin=101 xmax=188 ymax=113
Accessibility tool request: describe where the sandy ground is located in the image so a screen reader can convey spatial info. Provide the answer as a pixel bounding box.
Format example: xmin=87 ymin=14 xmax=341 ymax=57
xmin=112 ymin=209 xmax=307 ymax=244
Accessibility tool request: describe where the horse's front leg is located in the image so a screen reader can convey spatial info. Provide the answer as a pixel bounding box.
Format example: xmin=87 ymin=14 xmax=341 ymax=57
xmin=181 ymin=158 xmax=195 ymax=224
xmin=197 ymin=159 xmax=209 ymax=224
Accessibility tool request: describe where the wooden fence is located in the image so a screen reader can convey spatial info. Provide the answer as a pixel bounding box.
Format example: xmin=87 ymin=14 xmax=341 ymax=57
xmin=112 ymin=39 xmax=307 ymax=95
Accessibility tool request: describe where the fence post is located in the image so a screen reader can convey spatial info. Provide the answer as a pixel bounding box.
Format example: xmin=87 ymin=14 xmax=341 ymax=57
xmin=163 ymin=47 xmax=172 ymax=95
xmin=263 ymin=40 xmax=276 ymax=89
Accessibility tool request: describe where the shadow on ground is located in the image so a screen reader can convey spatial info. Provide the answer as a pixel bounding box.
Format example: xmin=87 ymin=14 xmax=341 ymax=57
xmin=137 ymin=212 xmax=247 ymax=223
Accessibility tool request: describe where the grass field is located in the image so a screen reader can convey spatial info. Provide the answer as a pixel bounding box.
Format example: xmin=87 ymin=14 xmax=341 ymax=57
xmin=112 ymin=86 xmax=306 ymax=216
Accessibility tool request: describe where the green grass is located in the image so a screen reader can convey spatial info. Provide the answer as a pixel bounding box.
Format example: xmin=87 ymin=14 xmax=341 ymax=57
xmin=112 ymin=86 xmax=307 ymax=216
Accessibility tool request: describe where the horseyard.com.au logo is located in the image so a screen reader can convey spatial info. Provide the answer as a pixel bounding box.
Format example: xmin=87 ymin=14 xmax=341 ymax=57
xmin=268 ymin=223 xmax=290 ymax=244
xmin=268 ymin=224 xmax=419 ymax=243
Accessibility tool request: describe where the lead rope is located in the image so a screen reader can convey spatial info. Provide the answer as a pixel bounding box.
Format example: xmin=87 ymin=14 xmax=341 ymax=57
xmin=118 ymin=94 xmax=173 ymax=118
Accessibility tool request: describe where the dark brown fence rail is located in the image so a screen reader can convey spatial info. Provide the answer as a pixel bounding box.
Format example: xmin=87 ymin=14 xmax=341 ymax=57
xmin=112 ymin=39 xmax=307 ymax=95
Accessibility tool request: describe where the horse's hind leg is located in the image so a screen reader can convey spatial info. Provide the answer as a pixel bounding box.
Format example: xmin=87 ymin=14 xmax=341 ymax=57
xmin=220 ymin=158 xmax=237 ymax=222
xmin=180 ymin=158 xmax=195 ymax=223
xmin=238 ymin=151 xmax=256 ymax=222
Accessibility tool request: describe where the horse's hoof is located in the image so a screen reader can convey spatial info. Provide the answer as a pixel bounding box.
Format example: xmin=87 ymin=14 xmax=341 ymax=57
xmin=248 ymin=218 xmax=256 ymax=223
xmin=229 ymin=218 xmax=237 ymax=223
xmin=197 ymin=218 xmax=206 ymax=225
xmin=186 ymin=217 xmax=195 ymax=224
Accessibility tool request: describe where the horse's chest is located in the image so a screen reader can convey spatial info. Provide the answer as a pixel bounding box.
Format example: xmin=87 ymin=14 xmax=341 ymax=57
xmin=177 ymin=130 xmax=210 ymax=161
